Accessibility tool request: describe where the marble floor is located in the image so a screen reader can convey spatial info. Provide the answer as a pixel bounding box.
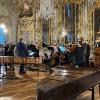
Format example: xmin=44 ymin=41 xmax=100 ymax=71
xmin=0 ymin=66 xmax=100 ymax=100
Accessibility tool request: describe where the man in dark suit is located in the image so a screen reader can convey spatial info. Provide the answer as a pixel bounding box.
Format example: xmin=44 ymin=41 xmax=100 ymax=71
xmin=4 ymin=41 xmax=9 ymax=73
xmin=16 ymin=38 xmax=28 ymax=74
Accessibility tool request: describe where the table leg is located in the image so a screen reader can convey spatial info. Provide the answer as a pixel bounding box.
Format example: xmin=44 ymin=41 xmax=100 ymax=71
xmin=37 ymin=64 xmax=39 ymax=77
xmin=0 ymin=64 xmax=1 ymax=74
xmin=99 ymin=84 xmax=100 ymax=95
xmin=2 ymin=64 xmax=6 ymax=78
xmin=91 ymin=86 xmax=95 ymax=100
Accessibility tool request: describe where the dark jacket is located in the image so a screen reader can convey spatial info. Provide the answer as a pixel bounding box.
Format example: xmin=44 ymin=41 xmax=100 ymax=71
xmin=75 ymin=46 xmax=86 ymax=65
xmin=28 ymin=44 xmax=39 ymax=57
xmin=4 ymin=45 xmax=9 ymax=56
xmin=16 ymin=42 xmax=28 ymax=57
xmin=8 ymin=45 xmax=15 ymax=56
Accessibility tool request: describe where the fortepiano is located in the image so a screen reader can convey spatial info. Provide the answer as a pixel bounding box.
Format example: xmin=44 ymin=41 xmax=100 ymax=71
xmin=0 ymin=56 xmax=42 ymax=78
xmin=0 ymin=56 xmax=42 ymax=64
xmin=37 ymin=66 xmax=100 ymax=100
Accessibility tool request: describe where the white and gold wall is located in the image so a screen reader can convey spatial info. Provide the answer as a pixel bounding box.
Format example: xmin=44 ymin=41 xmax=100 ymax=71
xmin=0 ymin=0 xmax=99 ymax=46
xmin=18 ymin=16 xmax=34 ymax=43
xmin=78 ymin=0 xmax=100 ymax=46
xmin=0 ymin=0 xmax=18 ymax=44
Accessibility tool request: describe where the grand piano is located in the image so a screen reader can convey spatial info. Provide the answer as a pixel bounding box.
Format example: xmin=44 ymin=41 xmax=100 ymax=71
xmin=37 ymin=66 xmax=100 ymax=100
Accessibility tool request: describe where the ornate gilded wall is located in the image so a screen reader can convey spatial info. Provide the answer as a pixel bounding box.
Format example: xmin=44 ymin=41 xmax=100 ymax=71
xmin=18 ymin=16 xmax=34 ymax=44
xmin=78 ymin=0 xmax=100 ymax=46
xmin=0 ymin=0 xmax=99 ymax=45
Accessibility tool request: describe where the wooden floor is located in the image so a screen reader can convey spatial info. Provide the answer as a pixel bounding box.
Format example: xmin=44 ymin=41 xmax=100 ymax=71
xmin=0 ymin=67 xmax=100 ymax=100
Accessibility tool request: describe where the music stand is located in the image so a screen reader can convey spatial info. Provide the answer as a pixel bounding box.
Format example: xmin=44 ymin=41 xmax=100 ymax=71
xmin=47 ymin=47 xmax=54 ymax=51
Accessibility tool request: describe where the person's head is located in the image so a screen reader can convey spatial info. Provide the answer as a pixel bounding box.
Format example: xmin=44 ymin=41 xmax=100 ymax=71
xmin=34 ymin=41 xmax=38 ymax=45
xmin=5 ymin=41 xmax=9 ymax=46
xmin=52 ymin=40 xmax=57 ymax=46
xmin=19 ymin=38 xmax=23 ymax=43
xmin=79 ymin=40 xmax=82 ymax=45
xmin=85 ymin=40 xmax=88 ymax=44
xmin=5 ymin=41 xmax=8 ymax=44
xmin=42 ymin=42 xmax=46 ymax=47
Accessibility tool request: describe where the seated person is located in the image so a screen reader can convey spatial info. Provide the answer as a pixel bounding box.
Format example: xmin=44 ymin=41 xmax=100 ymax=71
xmin=95 ymin=42 xmax=100 ymax=47
xmin=58 ymin=44 xmax=66 ymax=53
xmin=28 ymin=42 xmax=39 ymax=57
xmin=42 ymin=42 xmax=47 ymax=48
xmin=29 ymin=51 xmax=35 ymax=57
xmin=39 ymin=48 xmax=51 ymax=60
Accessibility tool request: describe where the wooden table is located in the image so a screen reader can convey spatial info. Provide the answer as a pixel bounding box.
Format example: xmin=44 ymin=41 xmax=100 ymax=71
xmin=37 ymin=66 xmax=100 ymax=100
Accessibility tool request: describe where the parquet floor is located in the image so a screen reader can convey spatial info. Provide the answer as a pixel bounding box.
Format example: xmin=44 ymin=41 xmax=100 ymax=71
xmin=0 ymin=67 xmax=100 ymax=100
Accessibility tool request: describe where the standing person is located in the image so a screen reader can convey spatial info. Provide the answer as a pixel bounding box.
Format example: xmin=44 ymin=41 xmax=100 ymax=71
xmin=83 ymin=40 xmax=90 ymax=66
xmin=0 ymin=44 xmax=5 ymax=56
xmin=0 ymin=44 xmax=5 ymax=74
xmin=75 ymin=40 xmax=86 ymax=67
xmin=4 ymin=41 xmax=9 ymax=73
xmin=4 ymin=41 xmax=9 ymax=56
xmin=16 ymin=38 xmax=28 ymax=74
xmin=86 ymin=42 xmax=90 ymax=66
